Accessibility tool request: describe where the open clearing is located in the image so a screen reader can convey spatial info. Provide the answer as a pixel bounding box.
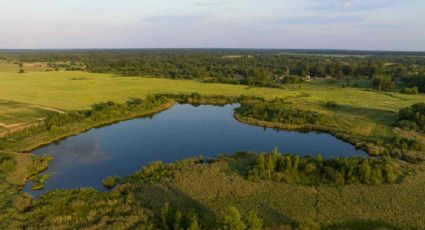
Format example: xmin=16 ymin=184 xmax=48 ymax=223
xmin=0 ymin=71 xmax=424 ymax=112
xmin=0 ymin=100 xmax=55 ymax=135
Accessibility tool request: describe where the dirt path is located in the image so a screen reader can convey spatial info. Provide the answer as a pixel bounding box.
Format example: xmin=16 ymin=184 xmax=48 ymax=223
xmin=0 ymin=122 xmax=24 ymax=129
xmin=30 ymin=105 xmax=65 ymax=114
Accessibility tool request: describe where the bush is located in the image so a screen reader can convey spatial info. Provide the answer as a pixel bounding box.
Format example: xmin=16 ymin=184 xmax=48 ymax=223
xmin=398 ymin=103 xmax=425 ymax=132
xmin=401 ymin=87 xmax=419 ymax=95
xmin=102 ymin=176 xmax=119 ymax=188
xmin=372 ymin=75 xmax=395 ymax=91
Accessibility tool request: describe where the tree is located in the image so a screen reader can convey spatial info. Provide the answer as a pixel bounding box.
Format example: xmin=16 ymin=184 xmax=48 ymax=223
xmin=186 ymin=211 xmax=201 ymax=230
xmin=221 ymin=206 xmax=246 ymax=230
xmin=160 ymin=202 xmax=170 ymax=230
xmin=372 ymin=75 xmax=395 ymax=91
xmin=359 ymin=161 xmax=371 ymax=184
xmin=246 ymin=211 xmax=263 ymax=230
xmin=173 ymin=211 xmax=183 ymax=230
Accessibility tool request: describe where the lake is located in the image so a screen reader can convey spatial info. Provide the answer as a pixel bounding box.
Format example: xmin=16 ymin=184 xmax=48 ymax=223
xmin=25 ymin=104 xmax=366 ymax=196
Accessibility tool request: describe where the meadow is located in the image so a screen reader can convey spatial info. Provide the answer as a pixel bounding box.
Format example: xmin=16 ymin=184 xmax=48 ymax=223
xmin=0 ymin=71 xmax=424 ymax=112
xmin=0 ymin=65 xmax=425 ymax=229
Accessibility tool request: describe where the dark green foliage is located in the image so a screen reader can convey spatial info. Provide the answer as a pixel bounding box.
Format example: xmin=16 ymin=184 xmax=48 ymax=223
xmin=159 ymin=202 xmax=203 ymax=230
xmin=403 ymin=76 xmax=425 ymax=93
xmin=283 ymin=75 xmax=304 ymax=84
xmin=236 ymin=99 xmax=327 ymax=125
xmin=102 ymin=176 xmax=119 ymax=188
xmin=0 ymin=154 xmax=15 ymax=177
xmin=398 ymin=103 xmax=425 ymax=132
xmin=372 ymin=75 xmax=395 ymax=91
xmin=0 ymin=94 xmax=170 ymax=149
xmin=18 ymin=69 xmax=25 ymax=73
xmin=247 ymin=151 xmax=401 ymax=185
xmin=221 ymin=206 xmax=246 ymax=230
xmin=123 ymin=156 xmax=205 ymax=184
xmin=401 ymin=86 xmax=418 ymax=95
xmin=2 ymin=49 xmax=425 ymax=88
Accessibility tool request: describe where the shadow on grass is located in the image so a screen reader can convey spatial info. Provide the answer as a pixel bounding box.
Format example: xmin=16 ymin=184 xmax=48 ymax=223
xmin=324 ymin=103 xmax=397 ymax=127
xmin=324 ymin=219 xmax=403 ymax=230
xmin=132 ymin=183 xmax=219 ymax=226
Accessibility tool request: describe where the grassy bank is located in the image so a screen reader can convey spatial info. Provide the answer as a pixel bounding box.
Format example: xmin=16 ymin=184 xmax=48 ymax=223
xmin=0 ymin=151 xmax=52 ymax=229
xmin=15 ymin=152 xmax=425 ymax=229
xmin=0 ymin=97 xmax=174 ymax=152
xmin=234 ymin=99 xmax=425 ymax=162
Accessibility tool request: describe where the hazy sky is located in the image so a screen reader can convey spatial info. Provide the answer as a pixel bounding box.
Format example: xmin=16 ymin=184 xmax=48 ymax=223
xmin=1 ymin=0 xmax=424 ymax=50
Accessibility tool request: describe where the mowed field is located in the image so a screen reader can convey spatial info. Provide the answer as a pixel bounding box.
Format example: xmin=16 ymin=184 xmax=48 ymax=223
xmin=0 ymin=71 xmax=424 ymax=111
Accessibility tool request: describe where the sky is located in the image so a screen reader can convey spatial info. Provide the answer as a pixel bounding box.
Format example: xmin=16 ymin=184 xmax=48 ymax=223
xmin=0 ymin=0 xmax=424 ymax=51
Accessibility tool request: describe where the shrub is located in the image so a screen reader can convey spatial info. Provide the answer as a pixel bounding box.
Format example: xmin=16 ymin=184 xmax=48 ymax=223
xmin=401 ymin=87 xmax=419 ymax=95
xmin=398 ymin=103 xmax=425 ymax=132
xmin=102 ymin=176 xmax=119 ymax=188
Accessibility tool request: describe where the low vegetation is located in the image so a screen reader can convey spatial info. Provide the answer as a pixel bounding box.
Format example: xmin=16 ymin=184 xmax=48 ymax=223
xmin=235 ymin=99 xmax=425 ymax=161
xmin=4 ymin=151 xmax=420 ymax=229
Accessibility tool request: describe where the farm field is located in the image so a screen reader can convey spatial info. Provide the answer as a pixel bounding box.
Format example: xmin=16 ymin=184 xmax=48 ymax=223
xmin=0 ymin=70 xmax=424 ymax=112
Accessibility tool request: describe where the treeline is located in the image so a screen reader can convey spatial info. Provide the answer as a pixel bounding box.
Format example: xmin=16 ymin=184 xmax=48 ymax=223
xmin=248 ymin=151 xmax=401 ymax=185
xmin=1 ymin=49 xmax=425 ymax=88
xmin=235 ymin=99 xmax=425 ymax=162
xmin=403 ymin=76 xmax=425 ymax=93
xmin=158 ymin=203 xmax=263 ymax=230
xmin=0 ymin=95 xmax=171 ymax=151
xmin=235 ymin=99 xmax=328 ymax=125
xmin=398 ymin=103 xmax=425 ymax=132
xmin=160 ymin=93 xmax=264 ymax=106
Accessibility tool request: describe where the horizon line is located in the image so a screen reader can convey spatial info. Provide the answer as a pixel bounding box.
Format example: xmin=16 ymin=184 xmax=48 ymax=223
xmin=0 ymin=48 xmax=424 ymax=53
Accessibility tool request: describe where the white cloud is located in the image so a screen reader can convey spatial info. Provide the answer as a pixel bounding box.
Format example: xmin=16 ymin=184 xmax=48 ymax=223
xmin=0 ymin=0 xmax=423 ymax=50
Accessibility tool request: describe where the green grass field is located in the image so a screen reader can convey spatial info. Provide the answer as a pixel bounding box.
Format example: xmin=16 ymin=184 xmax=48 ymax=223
xmin=0 ymin=71 xmax=423 ymax=112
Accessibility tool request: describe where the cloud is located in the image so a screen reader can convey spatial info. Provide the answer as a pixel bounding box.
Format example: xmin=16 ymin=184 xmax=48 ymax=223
xmin=308 ymin=0 xmax=404 ymax=12
xmin=277 ymin=15 xmax=362 ymax=25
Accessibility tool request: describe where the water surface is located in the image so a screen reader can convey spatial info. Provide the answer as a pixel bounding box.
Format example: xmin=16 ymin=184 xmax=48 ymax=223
xmin=25 ymin=104 xmax=366 ymax=196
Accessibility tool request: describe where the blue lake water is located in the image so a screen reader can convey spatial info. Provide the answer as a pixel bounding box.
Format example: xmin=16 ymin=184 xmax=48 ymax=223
xmin=25 ymin=104 xmax=366 ymax=196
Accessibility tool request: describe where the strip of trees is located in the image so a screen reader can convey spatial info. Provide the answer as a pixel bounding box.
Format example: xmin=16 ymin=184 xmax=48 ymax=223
xmin=1 ymin=50 xmax=425 ymax=89
xmin=159 ymin=203 xmax=263 ymax=230
xmin=248 ymin=150 xmax=401 ymax=185
xmin=235 ymin=99 xmax=327 ymax=125
xmin=0 ymin=95 xmax=170 ymax=150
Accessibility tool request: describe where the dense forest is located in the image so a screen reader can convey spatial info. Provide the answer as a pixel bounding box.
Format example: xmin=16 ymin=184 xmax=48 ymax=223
xmin=1 ymin=49 xmax=425 ymax=90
